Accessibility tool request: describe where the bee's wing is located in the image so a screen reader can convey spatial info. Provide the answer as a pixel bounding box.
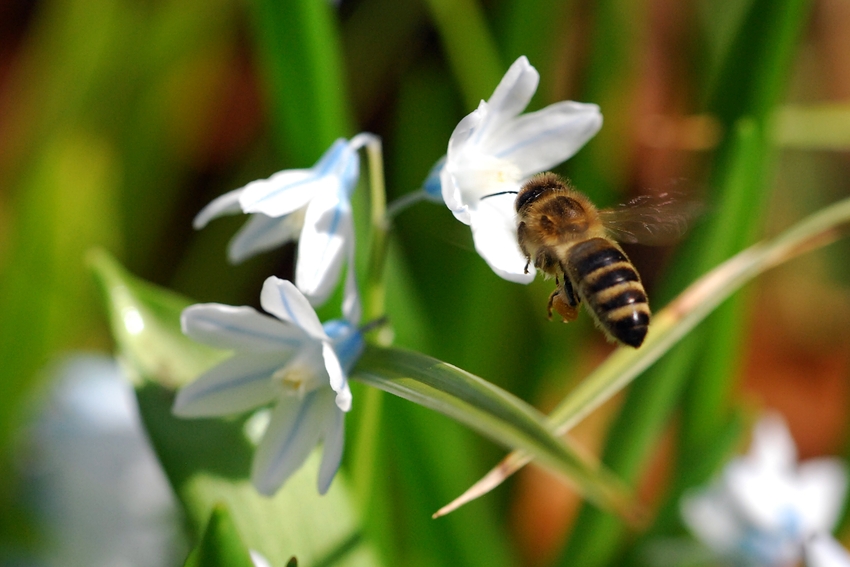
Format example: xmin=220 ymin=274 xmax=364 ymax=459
xmin=598 ymin=192 xmax=703 ymax=246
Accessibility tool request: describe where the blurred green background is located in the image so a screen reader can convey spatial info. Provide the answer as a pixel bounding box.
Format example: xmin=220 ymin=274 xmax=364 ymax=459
xmin=1 ymin=0 xmax=850 ymax=565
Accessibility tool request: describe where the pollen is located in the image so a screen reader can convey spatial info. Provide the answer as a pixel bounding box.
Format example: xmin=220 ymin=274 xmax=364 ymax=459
xmin=273 ymin=363 xmax=318 ymax=398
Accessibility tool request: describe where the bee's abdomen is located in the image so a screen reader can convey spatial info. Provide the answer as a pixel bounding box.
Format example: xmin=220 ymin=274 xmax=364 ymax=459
xmin=567 ymin=238 xmax=650 ymax=347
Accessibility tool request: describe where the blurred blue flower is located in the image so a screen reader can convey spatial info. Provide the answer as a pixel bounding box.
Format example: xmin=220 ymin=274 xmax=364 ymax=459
xmin=18 ymin=354 xmax=184 ymax=567
xmin=681 ymin=414 xmax=847 ymax=567
xmin=435 ymin=56 xmax=602 ymax=283
xmin=195 ymin=135 xmax=375 ymax=312
xmin=173 ymin=276 xmax=363 ymax=496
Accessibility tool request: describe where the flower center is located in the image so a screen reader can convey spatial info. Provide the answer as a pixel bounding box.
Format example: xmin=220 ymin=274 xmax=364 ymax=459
xmin=451 ymin=151 xmax=522 ymax=202
xmin=273 ymin=358 xmax=323 ymax=398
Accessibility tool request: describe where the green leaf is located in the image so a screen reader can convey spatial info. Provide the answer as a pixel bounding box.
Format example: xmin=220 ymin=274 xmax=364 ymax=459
xmin=88 ymin=248 xmax=226 ymax=388
xmin=184 ymin=504 xmax=255 ymax=567
xmin=90 ymin=250 xmax=378 ymax=567
xmin=352 ymin=345 xmax=641 ymax=522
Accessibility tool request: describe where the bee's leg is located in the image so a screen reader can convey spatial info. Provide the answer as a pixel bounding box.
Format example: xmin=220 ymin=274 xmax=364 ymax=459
xmin=562 ymin=277 xmax=579 ymax=307
xmin=548 ymin=287 xmax=579 ymax=323
xmin=547 ymin=274 xmax=579 ymax=323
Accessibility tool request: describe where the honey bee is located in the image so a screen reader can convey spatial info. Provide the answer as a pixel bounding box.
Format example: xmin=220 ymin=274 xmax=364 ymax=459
xmin=511 ymin=172 xmax=699 ymax=348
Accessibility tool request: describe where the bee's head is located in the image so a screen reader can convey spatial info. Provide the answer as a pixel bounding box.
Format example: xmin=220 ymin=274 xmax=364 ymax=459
xmin=515 ymin=172 xmax=569 ymax=212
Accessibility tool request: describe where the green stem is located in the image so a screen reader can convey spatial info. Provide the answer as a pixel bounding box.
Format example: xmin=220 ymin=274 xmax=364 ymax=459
xmin=361 ymin=135 xmax=390 ymax=329
xmin=386 ymin=189 xmax=429 ymax=220
xmin=351 ymin=134 xmax=391 ymax=511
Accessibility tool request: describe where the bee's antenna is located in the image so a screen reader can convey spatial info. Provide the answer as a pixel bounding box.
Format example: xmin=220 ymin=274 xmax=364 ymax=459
xmin=480 ymin=190 xmax=519 ymax=200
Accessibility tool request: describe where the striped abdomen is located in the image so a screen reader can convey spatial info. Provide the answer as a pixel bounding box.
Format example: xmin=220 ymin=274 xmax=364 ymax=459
xmin=566 ymin=238 xmax=650 ymax=347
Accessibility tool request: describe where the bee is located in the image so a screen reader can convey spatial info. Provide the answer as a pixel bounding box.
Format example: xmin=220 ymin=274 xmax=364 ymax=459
xmin=511 ymin=172 xmax=699 ymax=348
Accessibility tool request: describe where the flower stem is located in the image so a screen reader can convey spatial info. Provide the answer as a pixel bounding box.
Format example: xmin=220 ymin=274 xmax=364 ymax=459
xmin=385 ymin=188 xmax=428 ymax=220
xmin=361 ymin=136 xmax=390 ymax=329
xmin=351 ymin=134 xmax=390 ymax=511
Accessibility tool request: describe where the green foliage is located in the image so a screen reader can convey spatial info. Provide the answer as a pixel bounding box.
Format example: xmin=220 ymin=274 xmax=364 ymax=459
xmin=91 ymin=251 xmax=376 ymax=567
xmin=3 ymin=0 xmax=849 ymax=565
xmin=184 ymin=505 xmax=255 ymax=567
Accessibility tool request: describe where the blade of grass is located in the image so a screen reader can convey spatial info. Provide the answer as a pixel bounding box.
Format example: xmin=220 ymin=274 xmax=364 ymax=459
xmin=420 ymin=0 xmax=503 ymax=109
xmin=434 ymin=193 xmax=850 ymax=516
xmin=247 ymin=0 xmax=352 ymax=164
xmin=561 ymin=0 xmax=647 ymax=206
xmin=559 ymin=0 xmax=811 ymax=562
xmin=352 ymin=345 xmax=642 ymax=523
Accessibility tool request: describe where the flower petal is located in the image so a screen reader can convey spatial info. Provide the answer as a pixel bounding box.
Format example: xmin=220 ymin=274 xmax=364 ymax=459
xmin=441 ymin=166 xmax=471 ymax=224
xmin=473 ymin=56 xmax=539 ymax=143
xmin=796 ymin=458 xmax=847 ymax=533
xmin=724 ymin=459 xmax=790 ymax=532
xmin=239 ymin=139 xmax=358 ymax=217
xmin=317 ymin=406 xmax=345 ymax=494
xmin=194 ymin=188 xmax=243 ymax=229
xmin=680 ymin=485 xmax=743 ymax=553
xmin=251 ymin=389 xmax=335 ymax=496
xmin=182 ymin=304 xmax=306 ymax=352
xmin=749 ymin=413 xmax=798 ymax=472
xmin=227 ymin=211 xmax=304 ymax=264
xmin=469 ymin=196 xmax=535 ymax=283
xmin=486 ymin=101 xmax=603 ymax=177
xmin=294 ymin=188 xmax=353 ymax=305
xmin=172 ymin=352 xmax=281 ymax=417
xmin=805 ymin=534 xmax=850 ymax=567
xmin=322 ymin=341 xmax=351 ymax=411
xmin=238 ymin=169 xmax=323 ymax=217
xmin=313 ymin=138 xmax=357 ymax=180
xmin=259 ymin=277 xmax=326 ymax=340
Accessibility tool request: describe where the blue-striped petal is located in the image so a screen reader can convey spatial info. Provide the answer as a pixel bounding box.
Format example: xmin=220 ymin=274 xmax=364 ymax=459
xmin=194 ymin=188 xmax=243 ymax=229
xmin=239 ymin=169 xmax=325 ymax=218
xmin=181 ymin=304 xmax=305 ymax=352
xmin=317 ymin=407 xmax=345 ymax=494
xmin=294 ymin=188 xmax=352 ymax=307
xmin=172 ymin=352 xmax=282 ymax=417
xmin=321 ymin=341 xmax=350 ymax=412
xmin=471 ymin=56 xmax=538 ymax=146
xmin=250 ymin=389 xmax=335 ymax=496
xmin=227 ymin=212 xmax=303 ymax=264
xmin=259 ymin=277 xmax=326 ymax=340
xmin=486 ymin=101 xmax=602 ymax=177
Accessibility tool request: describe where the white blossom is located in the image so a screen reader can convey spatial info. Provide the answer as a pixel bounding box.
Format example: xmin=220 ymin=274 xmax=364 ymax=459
xmin=681 ymin=414 xmax=848 ymax=567
xmin=194 ymin=135 xmax=375 ymax=316
xmin=436 ymin=56 xmax=602 ymax=282
xmin=173 ymin=277 xmax=363 ymax=495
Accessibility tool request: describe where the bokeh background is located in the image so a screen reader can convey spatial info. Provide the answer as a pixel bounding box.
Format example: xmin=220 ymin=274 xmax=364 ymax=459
xmin=1 ymin=0 xmax=850 ymax=565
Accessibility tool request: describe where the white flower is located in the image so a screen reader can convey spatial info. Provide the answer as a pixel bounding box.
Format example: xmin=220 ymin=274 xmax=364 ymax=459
xmin=681 ymin=414 xmax=848 ymax=567
xmin=805 ymin=534 xmax=850 ymax=567
xmin=195 ymin=135 xmax=374 ymax=315
xmin=437 ymin=56 xmax=602 ymax=282
xmin=172 ymin=277 xmax=364 ymax=496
